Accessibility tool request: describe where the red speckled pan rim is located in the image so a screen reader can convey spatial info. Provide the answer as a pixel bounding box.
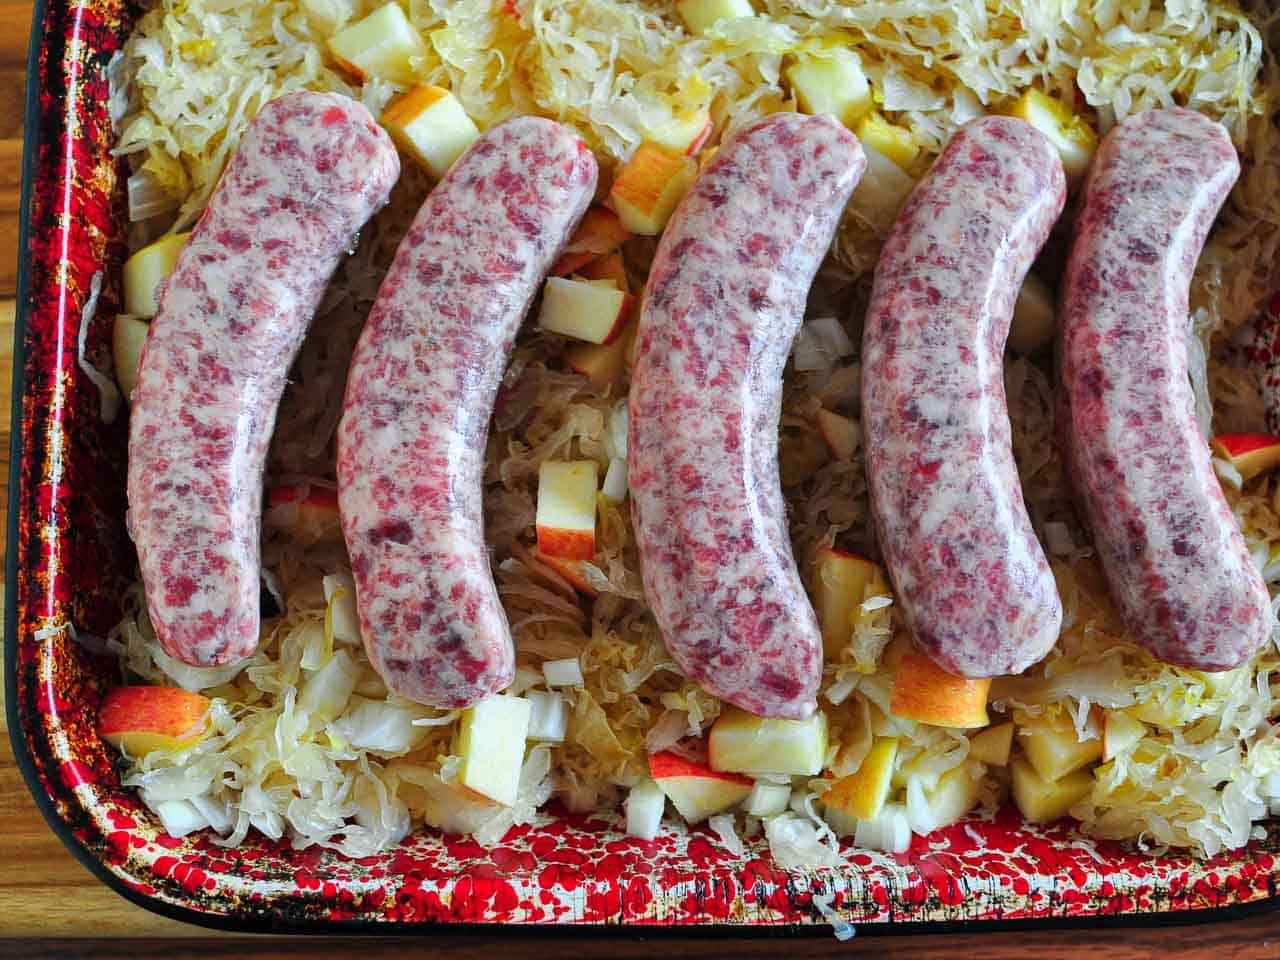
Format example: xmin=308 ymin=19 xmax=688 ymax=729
xmin=7 ymin=0 xmax=1280 ymax=936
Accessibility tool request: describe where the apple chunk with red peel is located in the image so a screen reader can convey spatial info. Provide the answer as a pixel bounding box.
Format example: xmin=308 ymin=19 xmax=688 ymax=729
xmin=552 ymin=206 xmax=630 ymax=277
xmin=381 ymin=85 xmax=480 ymax=180
xmin=1211 ymin=433 xmax=1280 ymax=481
xmin=708 ymin=706 xmax=828 ymax=777
xmin=890 ymin=647 xmax=990 ymax=729
xmin=538 ymin=277 xmax=635 ymax=345
xmin=536 ymin=460 xmax=598 ymax=561
xmin=266 ymin=483 xmax=342 ymax=543
xmin=576 ymin=252 xmax=630 ymax=291
xmin=609 ymin=143 xmax=697 ymax=236
xmin=98 ymin=686 xmax=212 ymax=757
xmin=649 ymin=751 xmax=752 ymax=823
xmin=328 ymin=1 xmax=430 ymax=86
xmin=532 ymin=546 xmax=598 ymax=596
xmin=812 ymin=547 xmax=887 ymax=659
xmin=566 ymin=318 xmax=637 ymax=387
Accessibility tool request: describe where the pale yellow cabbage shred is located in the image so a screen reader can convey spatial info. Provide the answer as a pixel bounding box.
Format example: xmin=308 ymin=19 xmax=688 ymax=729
xmin=111 ymin=0 xmax=1280 ymax=862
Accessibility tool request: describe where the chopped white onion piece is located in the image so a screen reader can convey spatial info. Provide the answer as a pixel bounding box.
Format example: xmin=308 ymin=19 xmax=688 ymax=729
xmin=150 ymin=797 xmax=210 ymax=838
xmin=526 ymin=690 xmax=567 ymax=742
xmin=708 ymin=813 xmax=746 ymax=855
xmin=323 ymin=573 xmax=361 ymax=645
xmin=745 ymin=781 xmax=791 ymax=817
xmin=602 ymin=457 xmax=629 ymax=502
xmin=625 ymin=779 xmax=666 ymax=841
xmin=825 ymin=676 xmax=856 ymax=706
xmin=542 ymin=657 xmax=584 ymax=688
xmin=853 ymin=802 xmax=912 ymax=853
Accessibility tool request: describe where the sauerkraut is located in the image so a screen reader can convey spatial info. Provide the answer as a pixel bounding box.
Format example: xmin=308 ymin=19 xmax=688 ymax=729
xmin=108 ymin=0 xmax=1280 ymax=866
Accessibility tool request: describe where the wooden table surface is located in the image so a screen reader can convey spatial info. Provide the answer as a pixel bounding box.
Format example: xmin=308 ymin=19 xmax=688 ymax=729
xmin=2 ymin=0 xmax=1280 ymax=954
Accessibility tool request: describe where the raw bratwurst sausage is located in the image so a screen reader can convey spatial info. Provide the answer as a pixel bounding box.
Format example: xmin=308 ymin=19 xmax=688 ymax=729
xmin=629 ymin=113 xmax=864 ymax=720
xmin=338 ymin=117 xmax=597 ymax=708
xmin=128 ymin=91 xmax=399 ymax=667
xmin=1059 ymin=108 xmax=1268 ymax=670
xmin=861 ymin=116 xmax=1066 ymax=678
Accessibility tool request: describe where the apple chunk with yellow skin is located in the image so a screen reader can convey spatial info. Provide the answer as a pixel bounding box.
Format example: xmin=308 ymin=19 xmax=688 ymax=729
xmin=124 ymin=232 xmax=190 ymax=317
xmin=968 ymin=720 xmax=1014 ymax=766
xmin=538 ymin=277 xmax=635 ymax=345
xmin=816 ymin=409 xmax=857 ymax=461
xmin=552 ymin=207 xmax=630 ymax=277
xmin=458 ymin=695 xmax=532 ymax=806
xmin=1211 ymin=433 xmax=1280 ymax=481
xmin=98 ymin=686 xmax=212 ymax=757
xmin=649 ymin=751 xmax=752 ymax=823
xmin=708 ymin=706 xmax=828 ymax=777
xmin=890 ymin=650 xmax=990 ymax=729
xmin=1016 ymin=709 xmax=1102 ymax=782
xmin=536 ymin=460 xmax=598 ymax=561
xmin=1010 ymin=754 xmax=1093 ymax=823
xmin=825 ymin=736 xmax=898 ymax=821
xmin=1009 ymin=88 xmax=1098 ymax=183
xmin=609 ymin=143 xmax=697 ymax=236
xmin=328 ymin=1 xmax=429 ymax=87
xmin=787 ymin=47 xmax=873 ymax=128
xmin=811 ymin=547 xmax=886 ymax=659
xmin=381 ymin=85 xmax=479 ymax=179
xmin=1101 ymin=709 xmax=1147 ymax=762
xmin=113 ymin=315 xmax=150 ymax=403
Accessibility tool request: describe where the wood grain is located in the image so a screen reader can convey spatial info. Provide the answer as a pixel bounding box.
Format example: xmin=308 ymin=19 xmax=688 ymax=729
xmin=0 ymin=0 xmax=1278 ymax=951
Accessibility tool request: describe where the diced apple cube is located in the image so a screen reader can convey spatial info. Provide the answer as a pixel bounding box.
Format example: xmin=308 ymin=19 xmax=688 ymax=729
xmin=708 ymin=706 xmax=828 ymax=777
xmin=566 ymin=318 xmax=637 ymax=387
xmin=1010 ymin=753 xmax=1093 ymax=823
xmin=538 ymin=277 xmax=635 ymax=345
xmin=535 ymin=460 xmax=598 ymax=561
xmin=825 ymin=736 xmax=898 ymax=821
xmin=649 ymin=751 xmax=752 ymax=823
xmin=380 ymin=85 xmax=479 ymax=179
xmin=123 ymin=232 xmax=190 ymax=317
xmin=890 ymin=649 xmax=990 ymax=729
xmin=526 ymin=690 xmax=568 ymax=743
xmin=745 ymin=781 xmax=791 ymax=817
xmin=98 ymin=686 xmax=212 ymax=757
xmin=609 ymin=143 xmax=697 ymax=236
xmin=816 ymin=409 xmax=858 ymax=461
xmin=457 ymin=695 xmax=532 ymax=806
xmin=677 ymin=0 xmax=754 ymax=34
xmin=575 ymin=252 xmax=630 ymax=291
xmin=113 ymin=315 xmax=150 ymax=403
xmin=552 ymin=207 xmax=631 ymax=276
xmin=1007 ymin=273 xmax=1056 ymax=356
xmin=1101 ymin=709 xmax=1146 ymax=762
xmin=968 ymin=721 xmax=1014 ymax=767
xmin=787 ymin=47 xmax=873 ymax=128
xmin=645 ymin=107 xmax=713 ymax=156
xmin=1211 ymin=433 xmax=1280 ymax=482
xmin=855 ymin=113 xmax=919 ymax=171
xmin=905 ymin=763 xmax=981 ymax=834
xmin=328 ymin=1 xmax=429 ymax=87
xmin=625 ymin=778 xmax=667 ymax=840
xmin=541 ymin=657 xmax=584 ymax=688
xmin=1009 ymin=88 xmax=1098 ymax=183
xmin=1017 ymin=709 xmax=1102 ymax=782
xmin=812 ymin=547 xmax=886 ymax=659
